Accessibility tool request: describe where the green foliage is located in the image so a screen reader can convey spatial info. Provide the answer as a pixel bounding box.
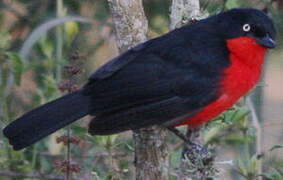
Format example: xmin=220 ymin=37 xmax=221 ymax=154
xmin=204 ymin=105 xmax=251 ymax=145
xmin=262 ymin=170 xmax=283 ymax=180
xmin=236 ymin=154 xmax=260 ymax=179
xmin=0 ymin=30 xmax=11 ymax=51
xmin=5 ymin=52 xmax=24 ymax=85
xmin=226 ymin=0 xmax=241 ymax=9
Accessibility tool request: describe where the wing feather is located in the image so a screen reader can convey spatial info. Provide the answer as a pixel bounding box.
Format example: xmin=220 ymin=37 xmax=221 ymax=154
xmin=82 ymin=23 xmax=228 ymax=133
xmin=89 ymin=96 xmax=200 ymax=135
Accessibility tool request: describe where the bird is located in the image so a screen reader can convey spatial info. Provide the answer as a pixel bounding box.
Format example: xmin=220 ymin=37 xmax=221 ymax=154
xmin=3 ymin=8 xmax=276 ymax=151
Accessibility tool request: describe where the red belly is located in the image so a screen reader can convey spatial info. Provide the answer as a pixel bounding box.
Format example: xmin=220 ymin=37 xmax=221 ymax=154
xmin=176 ymin=37 xmax=266 ymax=127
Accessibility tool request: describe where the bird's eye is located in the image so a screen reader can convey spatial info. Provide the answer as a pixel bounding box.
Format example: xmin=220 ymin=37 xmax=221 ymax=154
xmin=243 ymin=24 xmax=251 ymax=32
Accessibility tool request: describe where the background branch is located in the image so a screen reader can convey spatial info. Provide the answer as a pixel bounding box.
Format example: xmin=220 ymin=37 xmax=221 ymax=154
xmin=247 ymin=96 xmax=263 ymax=179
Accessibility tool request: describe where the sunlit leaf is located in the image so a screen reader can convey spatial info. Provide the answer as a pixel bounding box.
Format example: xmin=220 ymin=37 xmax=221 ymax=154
xmin=65 ymin=21 xmax=79 ymax=41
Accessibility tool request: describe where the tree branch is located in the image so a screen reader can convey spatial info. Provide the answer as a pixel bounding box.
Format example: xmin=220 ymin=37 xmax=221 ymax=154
xmin=134 ymin=126 xmax=169 ymax=180
xmin=107 ymin=0 xmax=147 ymax=51
xmin=170 ymin=0 xmax=216 ymax=179
xmin=106 ymin=1 xmax=170 ymax=180
xmin=170 ymin=0 xmax=206 ymax=30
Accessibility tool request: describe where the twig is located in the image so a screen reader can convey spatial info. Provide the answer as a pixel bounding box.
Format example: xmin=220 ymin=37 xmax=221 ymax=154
xmin=66 ymin=127 xmax=71 ymax=180
xmin=246 ymin=96 xmax=263 ymax=179
xmin=55 ymin=0 xmax=64 ymax=83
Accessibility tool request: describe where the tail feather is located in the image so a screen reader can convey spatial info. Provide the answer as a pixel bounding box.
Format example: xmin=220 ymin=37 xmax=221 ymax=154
xmin=3 ymin=91 xmax=90 ymax=150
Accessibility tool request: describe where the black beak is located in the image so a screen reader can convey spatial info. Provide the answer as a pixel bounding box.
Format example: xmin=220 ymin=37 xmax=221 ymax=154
xmin=257 ymin=35 xmax=276 ymax=49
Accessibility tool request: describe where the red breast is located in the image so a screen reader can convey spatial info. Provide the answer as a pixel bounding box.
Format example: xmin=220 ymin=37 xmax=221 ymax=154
xmin=177 ymin=37 xmax=267 ymax=127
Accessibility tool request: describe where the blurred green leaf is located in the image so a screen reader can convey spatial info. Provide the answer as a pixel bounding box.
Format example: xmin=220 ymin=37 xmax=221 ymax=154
xmin=0 ymin=30 xmax=11 ymax=51
xmin=261 ymin=169 xmax=283 ymax=180
xmin=250 ymin=154 xmax=259 ymax=175
xmin=39 ymin=36 xmax=54 ymax=59
xmin=225 ymin=136 xmax=249 ymax=145
xmin=225 ymin=0 xmax=240 ymax=9
xmin=237 ymin=158 xmax=248 ymax=177
xmin=71 ymin=125 xmax=87 ymax=136
xmin=42 ymin=75 xmax=60 ymax=100
xmin=224 ymin=106 xmax=250 ymax=124
xmin=65 ymin=21 xmax=79 ymax=42
xmin=6 ymin=52 xmax=24 ymax=85
xmin=236 ymin=154 xmax=261 ymax=179
xmin=270 ymin=144 xmax=283 ymax=152
xmin=124 ymin=142 xmax=134 ymax=152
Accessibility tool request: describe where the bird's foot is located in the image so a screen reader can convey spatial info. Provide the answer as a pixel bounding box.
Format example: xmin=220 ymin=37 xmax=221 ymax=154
xmin=182 ymin=141 xmax=211 ymax=161
xmin=167 ymin=127 xmax=213 ymax=163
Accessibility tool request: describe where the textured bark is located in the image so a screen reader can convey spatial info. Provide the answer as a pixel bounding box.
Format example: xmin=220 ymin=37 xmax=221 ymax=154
xmin=107 ymin=0 xmax=148 ymax=51
xmin=134 ymin=127 xmax=169 ymax=180
xmin=170 ymin=0 xmax=206 ymax=30
xmin=107 ymin=1 xmax=169 ymax=180
xmin=170 ymin=1 xmax=216 ymax=179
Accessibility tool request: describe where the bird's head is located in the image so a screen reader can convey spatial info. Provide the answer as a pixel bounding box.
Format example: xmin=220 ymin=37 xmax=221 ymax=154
xmin=213 ymin=8 xmax=276 ymax=66
xmin=218 ymin=8 xmax=276 ymax=48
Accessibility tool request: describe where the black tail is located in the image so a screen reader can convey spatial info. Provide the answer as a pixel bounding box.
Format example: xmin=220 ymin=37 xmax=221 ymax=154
xmin=3 ymin=90 xmax=90 ymax=150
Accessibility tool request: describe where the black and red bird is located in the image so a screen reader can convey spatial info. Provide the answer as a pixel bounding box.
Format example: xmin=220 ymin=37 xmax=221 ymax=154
xmin=3 ymin=8 xmax=276 ymax=150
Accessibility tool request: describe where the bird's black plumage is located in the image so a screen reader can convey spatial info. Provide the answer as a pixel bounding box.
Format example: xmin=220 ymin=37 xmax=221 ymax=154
xmin=4 ymin=91 xmax=90 ymax=150
xmin=3 ymin=8 xmax=276 ymax=150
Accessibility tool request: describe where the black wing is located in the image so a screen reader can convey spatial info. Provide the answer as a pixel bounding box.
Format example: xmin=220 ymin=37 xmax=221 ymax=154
xmin=82 ymin=23 xmax=229 ymax=135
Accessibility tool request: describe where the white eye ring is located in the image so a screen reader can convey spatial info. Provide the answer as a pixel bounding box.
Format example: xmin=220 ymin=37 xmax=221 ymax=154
xmin=243 ymin=24 xmax=251 ymax=32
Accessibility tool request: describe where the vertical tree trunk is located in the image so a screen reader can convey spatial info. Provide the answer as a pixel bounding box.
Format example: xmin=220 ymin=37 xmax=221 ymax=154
xmin=134 ymin=127 xmax=169 ymax=180
xmin=170 ymin=1 xmax=216 ymax=179
xmin=170 ymin=0 xmax=204 ymax=30
xmin=107 ymin=1 xmax=170 ymax=180
xmin=107 ymin=0 xmax=148 ymax=51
